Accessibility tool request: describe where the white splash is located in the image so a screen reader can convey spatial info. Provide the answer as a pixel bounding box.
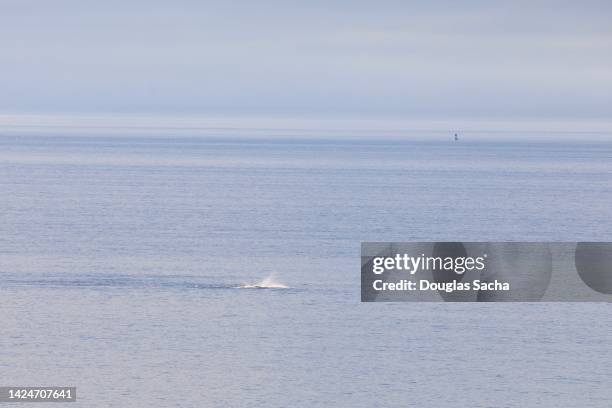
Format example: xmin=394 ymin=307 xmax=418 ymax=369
xmin=240 ymin=275 xmax=288 ymax=289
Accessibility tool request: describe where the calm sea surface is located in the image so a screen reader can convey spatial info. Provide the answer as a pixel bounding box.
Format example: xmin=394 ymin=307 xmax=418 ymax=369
xmin=1 ymin=134 xmax=611 ymax=407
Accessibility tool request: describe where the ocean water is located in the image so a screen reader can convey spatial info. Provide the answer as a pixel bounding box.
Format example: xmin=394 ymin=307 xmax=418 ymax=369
xmin=1 ymin=134 xmax=612 ymax=407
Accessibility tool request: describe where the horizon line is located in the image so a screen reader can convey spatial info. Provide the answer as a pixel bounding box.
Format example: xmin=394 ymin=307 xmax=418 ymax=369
xmin=1 ymin=113 xmax=612 ymax=141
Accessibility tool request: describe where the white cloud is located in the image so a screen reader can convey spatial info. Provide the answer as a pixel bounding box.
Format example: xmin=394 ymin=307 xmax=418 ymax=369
xmin=0 ymin=1 xmax=610 ymax=119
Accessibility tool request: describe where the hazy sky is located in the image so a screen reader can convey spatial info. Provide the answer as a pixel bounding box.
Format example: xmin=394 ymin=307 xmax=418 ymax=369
xmin=1 ymin=1 xmax=611 ymax=120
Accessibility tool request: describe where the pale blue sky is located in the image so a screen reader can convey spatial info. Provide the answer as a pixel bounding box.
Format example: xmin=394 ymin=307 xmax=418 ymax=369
xmin=1 ymin=1 xmax=611 ymax=120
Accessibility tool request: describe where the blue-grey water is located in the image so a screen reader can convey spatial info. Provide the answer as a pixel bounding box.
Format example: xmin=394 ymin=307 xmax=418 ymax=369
xmin=1 ymin=134 xmax=612 ymax=407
